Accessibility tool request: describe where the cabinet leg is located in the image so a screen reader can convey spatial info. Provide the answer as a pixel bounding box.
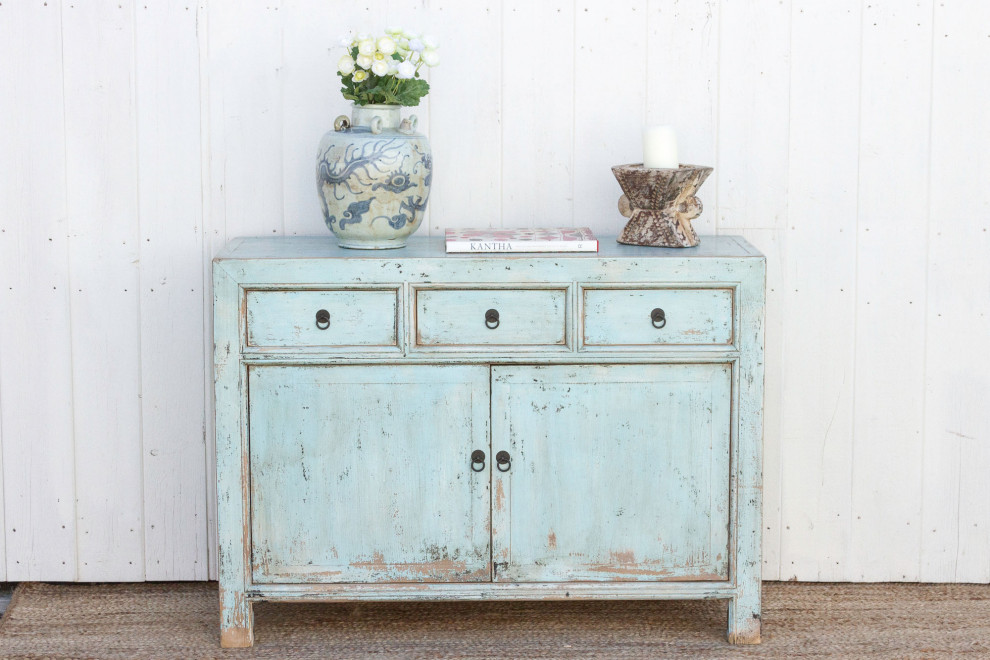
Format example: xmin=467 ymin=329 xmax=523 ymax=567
xmin=726 ymin=595 xmax=761 ymax=644
xmin=220 ymin=592 xmax=254 ymax=648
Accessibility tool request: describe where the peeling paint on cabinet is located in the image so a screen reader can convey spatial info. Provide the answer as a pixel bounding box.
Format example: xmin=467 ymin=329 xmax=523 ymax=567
xmin=214 ymin=236 xmax=765 ymax=646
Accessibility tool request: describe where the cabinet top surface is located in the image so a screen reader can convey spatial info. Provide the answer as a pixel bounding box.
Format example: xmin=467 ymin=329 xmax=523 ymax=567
xmin=215 ymin=235 xmax=763 ymax=261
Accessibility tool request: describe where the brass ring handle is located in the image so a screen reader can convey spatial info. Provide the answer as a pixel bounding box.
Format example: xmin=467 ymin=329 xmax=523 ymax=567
xmin=485 ymin=308 xmax=500 ymax=329
xmin=471 ymin=450 xmax=486 ymax=472
xmin=650 ymin=308 xmax=666 ymax=329
xmin=315 ymin=309 xmax=330 ymax=330
xmin=496 ymin=450 xmax=511 ymax=472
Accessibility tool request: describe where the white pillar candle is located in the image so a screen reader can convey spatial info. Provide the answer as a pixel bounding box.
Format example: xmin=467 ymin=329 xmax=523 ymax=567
xmin=643 ymin=125 xmax=679 ymax=169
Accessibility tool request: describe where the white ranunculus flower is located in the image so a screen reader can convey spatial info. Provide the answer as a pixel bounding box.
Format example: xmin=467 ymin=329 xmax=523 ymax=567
xmin=408 ymin=38 xmax=425 ymax=52
xmin=398 ymin=37 xmax=410 ymax=51
xmin=388 ymin=59 xmax=399 ymax=74
xmin=421 ymin=34 xmax=439 ymax=49
xmin=337 ymin=54 xmax=356 ymax=75
xmin=352 ymin=70 xmax=368 ymax=82
xmin=357 ymin=39 xmax=376 ymax=56
xmin=371 ymin=59 xmax=389 ymax=76
xmin=377 ymin=36 xmax=396 ymax=55
xmin=338 ymin=32 xmax=355 ymax=48
xmin=396 ymin=60 xmax=416 ymax=79
xmin=386 ymin=26 xmax=403 ymax=35
xmin=356 ymin=53 xmax=374 ymax=69
xmin=402 ymin=29 xmax=418 ymax=39
xmin=356 ymin=32 xmax=370 ymax=41
xmin=421 ymin=48 xmax=440 ymax=67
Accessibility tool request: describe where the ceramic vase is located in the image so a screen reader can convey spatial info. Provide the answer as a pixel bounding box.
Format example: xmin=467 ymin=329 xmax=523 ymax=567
xmin=316 ymin=104 xmax=432 ymax=249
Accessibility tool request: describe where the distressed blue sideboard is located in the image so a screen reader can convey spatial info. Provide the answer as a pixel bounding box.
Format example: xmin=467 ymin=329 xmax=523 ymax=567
xmin=213 ymin=236 xmax=766 ymax=647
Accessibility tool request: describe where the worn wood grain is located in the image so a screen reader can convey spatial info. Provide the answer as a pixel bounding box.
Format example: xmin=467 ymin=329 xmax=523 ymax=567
xmin=921 ymin=0 xmax=990 ymax=583
xmin=573 ymin=0 xmax=648 ymax=237
xmin=415 ymin=287 xmax=568 ymax=348
xmin=777 ymin=0 xmax=860 ymax=582
xmin=62 ymin=0 xmax=144 ymax=581
xmin=850 ymin=0 xmax=933 ymax=582
xmin=0 ymin=0 xmax=77 ymax=581
xmin=1 ymin=0 xmax=988 ymax=588
xmin=424 ymin=0 xmax=501 ymax=233
xmin=213 ymin=238 xmax=764 ymax=645
xmin=501 ymin=1 xmax=574 ymax=228
xmin=716 ymin=0 xmax=791 ymax=231
xmin=248 ymin=364 xmax=491 ymax=583
xmin=491 ymin=364 xmax=731 ymax=582
xmin=246 ymin=289 xmax=399 ymax=348
xmin=582 ymin=287 xmax=733 ymax=347
xmin=136 ymin=0 xmax=210 ymax=582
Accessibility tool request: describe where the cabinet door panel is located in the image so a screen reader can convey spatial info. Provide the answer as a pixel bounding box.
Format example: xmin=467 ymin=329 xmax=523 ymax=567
xmin=491 ymin=364 xmax=731 ymax=582
xmin=248 ymin=365 xmax=491 ymax=583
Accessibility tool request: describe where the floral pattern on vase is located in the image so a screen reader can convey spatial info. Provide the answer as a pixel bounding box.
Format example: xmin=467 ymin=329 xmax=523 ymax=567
xmin=316 ymin=104 xmax=432 ymax=249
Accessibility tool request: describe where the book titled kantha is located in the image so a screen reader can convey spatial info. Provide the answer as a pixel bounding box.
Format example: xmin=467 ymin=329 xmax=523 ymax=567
xmin=445 ymin=227 xmax=599 ymax=253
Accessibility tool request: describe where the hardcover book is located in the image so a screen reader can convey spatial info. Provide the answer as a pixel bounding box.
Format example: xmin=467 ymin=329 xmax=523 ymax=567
xmin=445 ymin=227 xmax=599 ymax=253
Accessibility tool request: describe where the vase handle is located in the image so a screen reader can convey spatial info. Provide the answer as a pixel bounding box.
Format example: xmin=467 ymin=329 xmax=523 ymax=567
xmin=370 ymin=116 xmax=383 ymax=135
xmin=333 ymin=115 xmax=350 ymax=132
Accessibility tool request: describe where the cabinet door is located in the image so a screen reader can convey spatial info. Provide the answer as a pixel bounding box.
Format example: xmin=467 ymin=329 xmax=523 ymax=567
xmin=491 ymin=364 xmax=731 ymax=582
xmin=248 ymin=364 xmax=491 ymax=583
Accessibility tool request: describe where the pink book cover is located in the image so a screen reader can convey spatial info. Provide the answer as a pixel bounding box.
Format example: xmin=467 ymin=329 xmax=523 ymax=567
xmin=445 ymin=227 xmax=599 ymax=253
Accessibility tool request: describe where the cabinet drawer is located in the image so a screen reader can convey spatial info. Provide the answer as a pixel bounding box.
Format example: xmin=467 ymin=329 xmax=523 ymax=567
xmin=246 ymin=289 xmax=398 ymax=348
xmin=415 ymin=288 xmax=568 ymax=348
xmin=582 ymin=287 xmax=733 ymax=347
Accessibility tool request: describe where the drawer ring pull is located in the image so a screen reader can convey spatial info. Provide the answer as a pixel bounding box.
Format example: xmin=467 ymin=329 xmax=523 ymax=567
xmin=315 ymin=309 xmax=331 ymax=330
xmin=650 ymin=307 xmax=666 ymax=329
xmin=485 ymin=308 xmax=500 ymax=329
xmin=470 ymin=450 xmax=486 ymax=472
xmin=496 ymin=450 xmax=511 ymax=472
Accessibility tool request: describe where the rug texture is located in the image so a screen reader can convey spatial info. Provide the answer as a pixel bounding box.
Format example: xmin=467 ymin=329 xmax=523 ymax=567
xmin=0 ymin=582 xmax=987 ymax=659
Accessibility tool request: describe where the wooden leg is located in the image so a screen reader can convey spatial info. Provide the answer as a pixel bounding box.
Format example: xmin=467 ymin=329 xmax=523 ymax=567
xmin=726 ymin=595 xmax=762 ymax=644
xmin=220 ymin=592 xmax=254 ymax=648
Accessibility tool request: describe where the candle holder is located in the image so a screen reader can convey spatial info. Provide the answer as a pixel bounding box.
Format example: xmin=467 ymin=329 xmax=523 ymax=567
xmin=612 ymin=164 xmax=713 ymax=248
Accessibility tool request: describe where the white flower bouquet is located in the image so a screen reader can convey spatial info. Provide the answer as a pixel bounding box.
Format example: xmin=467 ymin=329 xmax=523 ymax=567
xmin=337 ymin=27 xmax=440 ymax=106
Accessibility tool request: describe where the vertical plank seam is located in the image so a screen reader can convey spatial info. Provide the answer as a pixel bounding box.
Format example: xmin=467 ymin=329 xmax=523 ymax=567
xmin=953 ymin=442 xmax=963 ymax=579
xmin=642 ymin=1 xmax=648 ymax=145
xmin=193 ymin=0 xmax=209 ymax=581
xmin=710 ymin=0 xmax=720 ymax=233
xmin=280 ymin=1 xmax=290 ymax=235
xmin=498 ymin=1 xmax=505 ymax=229
xmin=570 ymin=0 xmax=576 ymax=227
xmin=278 ymin=1 xmax=286 ymax=236
xmin=782 ymin=0 xmax=797 ymax=579
xmin=423 ymin=0 xmax=433 ymax=237
xmin=0 ymin=317 xmax=6 ymax=577
xmin=197 ymin=0 xmax=218 ymax=581
xmin=132 ymin=0 xmax=148 ymax=581
xmin=919 ymin=0 xmax=939 ymax=581
xmin=714 ymin=0 xmax=722 ymax=235
xmin=497 ymin=0 xmax=503 ymax=231
xmin=58 ymin=0 xmax=81 ymax=583
xmin=848 ymin=0 xmax=867 ymax=582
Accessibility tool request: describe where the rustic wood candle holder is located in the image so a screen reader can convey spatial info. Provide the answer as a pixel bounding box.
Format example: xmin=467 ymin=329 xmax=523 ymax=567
xmin=612 ymin=164 xmax=713 ymax=248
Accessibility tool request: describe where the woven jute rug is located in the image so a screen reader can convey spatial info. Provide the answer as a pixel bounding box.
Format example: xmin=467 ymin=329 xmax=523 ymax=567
xmin=0 ymin=582 xmax=987 ymax=659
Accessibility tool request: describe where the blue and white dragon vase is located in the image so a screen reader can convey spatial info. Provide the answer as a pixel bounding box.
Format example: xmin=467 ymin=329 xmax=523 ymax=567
xmin=316 ymin=104 xmax=432 ymax=249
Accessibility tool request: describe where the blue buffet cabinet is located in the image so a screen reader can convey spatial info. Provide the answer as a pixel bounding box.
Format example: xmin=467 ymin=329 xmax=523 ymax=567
xmin=213 ymin=236 xmax=765 ymax=647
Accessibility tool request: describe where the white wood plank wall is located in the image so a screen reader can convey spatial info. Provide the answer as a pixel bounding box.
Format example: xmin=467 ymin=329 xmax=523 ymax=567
xmin=0 ymin=0 xmax=987 ymax=583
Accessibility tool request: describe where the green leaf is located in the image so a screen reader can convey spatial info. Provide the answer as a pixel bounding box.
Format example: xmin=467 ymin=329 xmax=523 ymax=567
xmin=394 ymin=78 xmax=430 ymax=106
